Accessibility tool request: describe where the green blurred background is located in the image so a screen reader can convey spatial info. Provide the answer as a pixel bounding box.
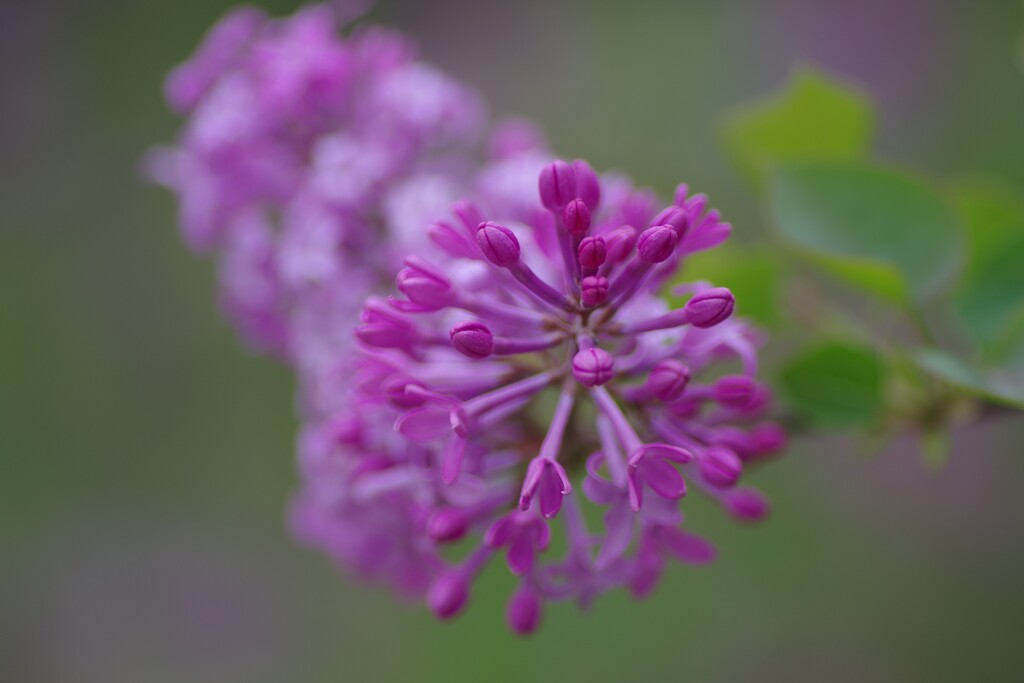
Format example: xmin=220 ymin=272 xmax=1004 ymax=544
xmin=3 ymin=1 xmax=1024 ymax=681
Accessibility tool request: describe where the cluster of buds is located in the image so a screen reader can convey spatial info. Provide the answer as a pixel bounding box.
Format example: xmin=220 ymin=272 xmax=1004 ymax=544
xmin=154 ymin=2 xmax=785 ymax=638
xmin=291 ymin=159 xmax=785 ymax=634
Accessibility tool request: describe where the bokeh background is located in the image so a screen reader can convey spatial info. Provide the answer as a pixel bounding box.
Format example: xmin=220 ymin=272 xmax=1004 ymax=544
xmin=3 ymin=1 xmax=1024 ymax=681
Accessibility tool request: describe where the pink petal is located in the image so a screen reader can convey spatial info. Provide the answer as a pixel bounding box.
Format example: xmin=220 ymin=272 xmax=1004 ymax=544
xmin=641 ymin=458 xmax=687 ymax=500
xmin=441 ymin=434 xmax=467 ymax=484
xmin=484 ymin=516 xmax=515 ymax=547
xmin=549 ymin=459 xmax=572 ymax=494
xmin=538 ymin=467 xmax=563 ymax=519
xmin=395 ymin=405 xmax=451 ymax=442
xmin=627 ymin=469 xmax=644 ymax=512
xmin=658 ymin=527 xmax=717 ymax=565
xmin=583 ymin=453 xmax=619 ymax=504
xmin=582 ymin=474 xmax=619 ymax=505
xmin=518 ymin=458 xmax=545 ymax=510
xmin=595 ymin=499 xmax=634 ymax=568
xmin=534 ymin=518 xmax=551 ymax=551
xmin=506 ymin=534 xmax=535 ymax=575
xmin=639 ymin=443 xmax=693 ymax=464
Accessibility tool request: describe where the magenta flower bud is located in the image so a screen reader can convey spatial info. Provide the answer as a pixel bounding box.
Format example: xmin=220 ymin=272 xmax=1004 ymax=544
xmin=538 ymin=159 xmax=576 ymax=210
xmin=725 ymin=488 xmax=771 ymax=523
xmin=647 ymin=359 xmax=691 ymax=401
xmin=426 ymin=507 xmax=470 ymax=543
xmin=636 ymin=225 xmax=678 ymax=263
xmin=506 ymin=586 xmax=541 ymax=636
xmin=580 ymin=276 xmax=609 ymax=307
xmin=381 ymin=376 xmax=427 ymax=409
xmin=715 ymin=375 xmax=756 ymax=409
xmin=650 ymin=205 xmax=690 ymax=239
xmin=572 ymin=159 xmax=601 ymax=210
xmin=572 ymin=347 xmax=615 ymax=387
xmin=475 ymin=221 xmax=521 ymax=267
xmin=562 ymin=198 xmax=591 ymax=236
xmin=578 ymin=235 xmax=607 ymax=269
xmin=743 ymin=386 xmax=772 ymax=414
xmin=427 ymin=572 xmax=470 ymax=620
xmin=450 ymin=321 xmax=494 ymax=358
xmin=711 ymin=427 xmax=756 ymax=458
xmin=684 ymin=287 xmax=734 ymax=328
xmin=605 ymin=225 xmax=638 ymax=264
xmin=396 ymin=265 xmax=453 ymax=309
xmin=699 ymin=446 xmax=743 ymax=488
xmin=751 ymin=422 xmax=787 ymax=455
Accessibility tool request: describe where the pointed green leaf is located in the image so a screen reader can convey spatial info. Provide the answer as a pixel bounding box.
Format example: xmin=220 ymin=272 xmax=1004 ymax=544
xmin=767 ymin=161 xmax=963 ymax=304
xmin=951 ymin=183 xmax=1024 ymax=348
xmin=779 ymin=342 xmax=886 ymax=427
xmin=723 ymin=67 xmax=875 ymax=191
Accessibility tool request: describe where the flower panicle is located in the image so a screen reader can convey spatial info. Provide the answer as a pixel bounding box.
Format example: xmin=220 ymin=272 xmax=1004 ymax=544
xmin=295 ymin=157 xmax=785 ymax=634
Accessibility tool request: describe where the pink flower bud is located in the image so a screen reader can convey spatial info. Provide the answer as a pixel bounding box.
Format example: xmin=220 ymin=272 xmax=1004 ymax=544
xmin=605 ymin=225 xmax=638 ymax=264
xmin=572 ymin=347 xmax=615 ymax=386
xmin=725 ymin=488 xmax=771 ymax=523
xmin=426 ymin=507 xmax=470 ymax=542
xmin=650 ymin=205 xmax=690 ymax=239
xmin=538 ymin=160 xmax=576 ymax=210
xmin=562 ymin=198 xmax=591 ymax=236
xmin=647 ymin=359 xmax=691 ymax=401
xmin=636 ymin=225 xmax=678 ymax=263
xmin=572 ymin=159 xmax=601 ymax=210
xmin=684 ymin=287 xmax=734 ymax=328
xmin=580 ymin=276 xmax=609 ymax=307
xmin=506 ymin=586 xmax=541 ymax=635
xmin=715 ymin=375 xmax=756 ymax=409
xmin=450 ymin=321 xmax=494 ymax=358
xmin=578 ymin=235 xmax=607 ymax=269
xmin=699 ymin=446 xmax=743 ymax=488
xmin=751 ymin=422 xmax=787 ymax=455
xmin=396 ymin=264 xmax=453 ymax=309
xmin=427 ymin=572 xmax=470 ymax=620
xmin=475 ymin=221 xmax=521 ymax=267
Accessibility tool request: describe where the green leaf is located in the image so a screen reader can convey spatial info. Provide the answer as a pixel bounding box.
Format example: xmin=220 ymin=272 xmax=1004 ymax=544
xmin=723 ymin=67 xmax=875 ymax=191
xmin=913 ymin=348 xmax=1024 ymax=409
xmin=668 ymin=247 xmax=780 ymax=327
xmin=767 ymin=161 xmax=963 ymax=304
xmin=951 ymin=183 xmax=1024 ymax=348
xmin=988 ymin=311 xmax=1024 ymax=372
xmin=780 ymin=342 xmax=886 ymax=427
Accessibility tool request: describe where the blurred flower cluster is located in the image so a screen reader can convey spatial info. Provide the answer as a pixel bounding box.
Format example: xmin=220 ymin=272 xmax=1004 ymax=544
xmin=147 ymin=3 xmax=483 ymax=404
xmin=153 ymin=3 xmax=784 ymax=634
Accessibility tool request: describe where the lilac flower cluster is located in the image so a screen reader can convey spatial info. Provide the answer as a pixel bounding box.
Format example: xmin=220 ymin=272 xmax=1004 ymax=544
xmin=290 ymin=159 xmax=785 ymax=634
xmin=155 ymin=2 xmax=785 ymax=636
xmin=148 ymin=4 xmax=484 ymax=410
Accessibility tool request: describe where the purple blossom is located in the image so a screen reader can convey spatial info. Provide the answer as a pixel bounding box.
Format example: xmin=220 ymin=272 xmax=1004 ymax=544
xmin=298 ymin=158 xmax=785 ymax=633
xmin=148 ymin=4 xmax=484 ymax=375
xmin=155 ymin=3 xmax=784 ymax=637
